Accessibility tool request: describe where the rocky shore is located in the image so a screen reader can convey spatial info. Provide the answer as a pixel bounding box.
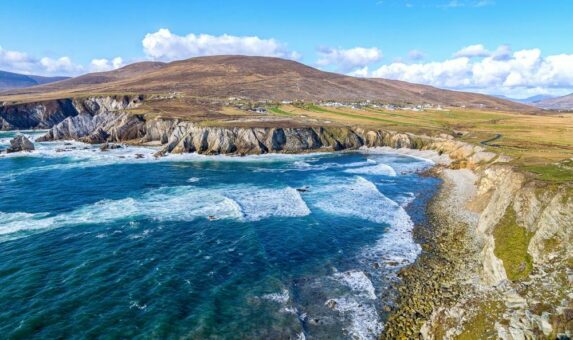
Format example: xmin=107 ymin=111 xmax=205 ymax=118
xmin=381 ymin=152 xmax=573 ymax=339
xmin=1 ymin=95 xmax=571 ymax=338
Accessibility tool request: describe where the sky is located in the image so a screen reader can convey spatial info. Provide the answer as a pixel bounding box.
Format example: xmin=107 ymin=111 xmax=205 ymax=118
xmin=1 ymin=0 xmax=572 ymax=98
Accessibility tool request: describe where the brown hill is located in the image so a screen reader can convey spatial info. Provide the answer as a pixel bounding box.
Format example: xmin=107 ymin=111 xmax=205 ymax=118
xmin=534 ymin=93 xmax=573 ymax=110
xmin=0 ymin=70 xmax=69 ymax=91
xmin=0 ymin=55 xmax=534 ymax=112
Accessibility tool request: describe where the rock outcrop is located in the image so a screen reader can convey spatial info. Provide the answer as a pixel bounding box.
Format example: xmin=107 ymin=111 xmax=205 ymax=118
xmin=6 ymin=135 xmax=35 ymax=153
xmin=35 ymin=102 xmax=500 ymax=167
xmin=1 ymin=95 xmax=142 ymax=131
xmin=1 ymin=95 xmax=570 ymax=338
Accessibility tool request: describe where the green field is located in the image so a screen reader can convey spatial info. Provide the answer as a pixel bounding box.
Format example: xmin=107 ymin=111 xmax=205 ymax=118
xmin=266 ymin=104 xmax=573 ymax=182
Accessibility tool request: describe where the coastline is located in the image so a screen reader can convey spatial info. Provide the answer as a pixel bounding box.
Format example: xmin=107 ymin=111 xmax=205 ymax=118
xmin=381 ymin=147 xmax=572 ymax=339
xmin=1 ymin=123 xmax=572 ymax=338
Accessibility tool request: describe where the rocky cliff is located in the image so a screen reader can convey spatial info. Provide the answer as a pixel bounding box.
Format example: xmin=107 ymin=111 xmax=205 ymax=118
xmin=1 ymin=95 xmax=570 ymax=338
xmin=0 ymin=95 xmax=143 ymax=131
xmin=384 ymin=158 xmax=572 ymax=338
xmin=31 ymin=96 xmax=500 ymax=161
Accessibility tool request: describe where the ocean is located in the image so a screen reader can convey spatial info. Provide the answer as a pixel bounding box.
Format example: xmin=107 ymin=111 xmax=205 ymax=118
xmin=0 ymin=130 xmax=439 ymax=339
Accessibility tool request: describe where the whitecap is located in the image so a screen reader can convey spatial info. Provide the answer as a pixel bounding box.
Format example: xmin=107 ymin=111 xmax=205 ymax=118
xmin=0 ymin=184 xmax=312 ymax=242
xmin=307 ymin=176 xmax=421 ymax=268
xmin=344 ymin=163 xmax=397 ymax=176
xmin=226 ymin=187 xmax=310 ymax=221
xmin=333 ymin=270 xmax=376 ymax=300
xmin=262 ymin=289 xmax=290 ymax=304
xmin=309 ymin=176 xmax=404 ymax=225
xmin=328 ymin=297 xmax=383 ymax=339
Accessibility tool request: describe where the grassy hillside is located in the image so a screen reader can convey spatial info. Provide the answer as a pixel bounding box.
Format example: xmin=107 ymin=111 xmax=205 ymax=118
xmin=265 ymin=103 xmax=573 ymax=181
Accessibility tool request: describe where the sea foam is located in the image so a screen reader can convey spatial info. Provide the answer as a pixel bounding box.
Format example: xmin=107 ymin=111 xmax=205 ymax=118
xmin=0 ymin=185 xmax=312 ymax=242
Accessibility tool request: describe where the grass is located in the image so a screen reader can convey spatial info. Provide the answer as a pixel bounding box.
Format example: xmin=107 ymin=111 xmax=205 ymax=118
xmin=524 ymin=165 xmax=573 ymax=182
xmin=523 ymin=159 xmax=573 ymax=183
xmin=456 ymin=300 xmax=504 ymax=340
xmin=269 ymin=106 xmax=293 ymax=117
xmin=492 ymin=207 xmax=534 ymax=281
xmin=265 ymin=104 xmax=573 ymax=181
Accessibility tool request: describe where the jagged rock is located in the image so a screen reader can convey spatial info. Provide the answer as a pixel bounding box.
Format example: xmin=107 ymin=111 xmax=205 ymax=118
xmin=325 ymin=299 xmax=337 ymax=309
xmin=6 ymin=135 xmax=34 ymax=153
xmin=99 ymin=143 xmax=123 ymax=151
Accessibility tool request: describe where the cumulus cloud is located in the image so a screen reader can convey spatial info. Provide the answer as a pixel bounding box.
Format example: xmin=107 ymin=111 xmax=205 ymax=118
xmin=369 ymin=45 xmax=573 ymax=97
xmin=408 ymin=49 xmax=425 ymax=61
xmin=89 ymin=57 xmax=124 ymax=72
xmin=454 ymin=44 xmax=490 ymax=58
xmin=0 ymin=47 xmax=37 ymax=73
xmin=39 ymin=56 xmax=83 ymax=75
xmin=142 ymin=28 xmax=300 ymax=61
xmin=454 ymin=43 xmax=512 ymax=60
xmin=0 ymin=45 xmax=128 ymax=76
xmin=443 ymin=0 xmax=495 ymax=8
xmin=317 ymin=46 xmax=383 ymax=72
xmin=348 ymin=66 xmax=371 ymax=78
xmin=0 ymin=45 xmax=83 ymax=76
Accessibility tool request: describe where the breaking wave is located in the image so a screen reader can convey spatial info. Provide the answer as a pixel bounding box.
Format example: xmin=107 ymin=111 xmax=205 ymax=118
xmin=0 ymin=185 xmax=311 ymax=242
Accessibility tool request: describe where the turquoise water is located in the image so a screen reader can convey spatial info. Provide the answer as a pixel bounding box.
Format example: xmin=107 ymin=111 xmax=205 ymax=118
xmin=0 ymin=131 xmax=439 ymax=339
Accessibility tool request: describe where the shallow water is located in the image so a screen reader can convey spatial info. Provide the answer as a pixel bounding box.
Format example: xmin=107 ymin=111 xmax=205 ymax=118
xmin=0 ymin=131 xmax=439 ymax=339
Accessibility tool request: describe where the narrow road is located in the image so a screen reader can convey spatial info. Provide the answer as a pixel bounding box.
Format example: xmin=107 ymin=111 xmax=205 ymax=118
xmin=480 ymin=134 xmax=502 ymax=147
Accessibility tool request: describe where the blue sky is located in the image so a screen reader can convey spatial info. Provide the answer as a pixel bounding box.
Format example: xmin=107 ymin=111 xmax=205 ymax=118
xmin=1 ymin=0 xmax=572 ymax=97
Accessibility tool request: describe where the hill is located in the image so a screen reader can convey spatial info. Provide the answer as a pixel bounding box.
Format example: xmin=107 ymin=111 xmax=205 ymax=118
xmin=0 ymin=70 xmax=68 ymax=91
xmin=494 ymin=94 xmax=555 ymax=105
xmin=0 ymin=56 xmax=534 ymax=112
xmin=534 ymin=93 xmax=573 ymax=110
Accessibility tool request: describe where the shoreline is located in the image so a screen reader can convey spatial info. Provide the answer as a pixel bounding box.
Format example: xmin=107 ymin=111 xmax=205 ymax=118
xmin=1 ymin=128 xmax=572 ymax=338
xmin=381 ymin=147 xmax=572 ymax=338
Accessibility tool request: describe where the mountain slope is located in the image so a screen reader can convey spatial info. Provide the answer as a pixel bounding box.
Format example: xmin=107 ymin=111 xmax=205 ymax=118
xmin=494 ymin=94 xmax=556 ymax=105
xmin=0 ymin=70 xmax=68 ymax=91
xmin=0 ymin=55 xmax=534 ymax=112
xmin=534 ymin=93 xmax=573 ymax=110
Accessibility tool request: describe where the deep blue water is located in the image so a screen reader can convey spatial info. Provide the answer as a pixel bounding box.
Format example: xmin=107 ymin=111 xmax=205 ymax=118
xmin=0 ymin=131 xmax=439 ymax=339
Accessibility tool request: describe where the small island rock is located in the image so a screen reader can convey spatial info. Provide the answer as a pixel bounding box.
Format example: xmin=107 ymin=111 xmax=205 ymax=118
xmin=7 ymin=135 xmax=35 ymax=153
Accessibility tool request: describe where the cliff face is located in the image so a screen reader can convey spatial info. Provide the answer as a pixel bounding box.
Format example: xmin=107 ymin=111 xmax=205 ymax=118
xmin=32 ymin=96 xmax=500 ymax=161
xmin=0 ymin=99 xmax=79 ymax=130
xmin=1 ymin=96 xmax=571 ymax=338
xmin=0 ymin=95 xmax=143 ymax=131
xmin=415 ymin=164 xmax=573 ymax=339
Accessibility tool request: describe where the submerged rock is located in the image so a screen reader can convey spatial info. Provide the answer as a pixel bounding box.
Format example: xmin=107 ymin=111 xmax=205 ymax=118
xmin=6 ymin=135 xmax=35 ymax=153
xmin=100 ymin=143 xmax=123 ymax=151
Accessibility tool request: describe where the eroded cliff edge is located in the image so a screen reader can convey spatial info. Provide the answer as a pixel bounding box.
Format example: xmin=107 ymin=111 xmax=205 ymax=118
xmin=2 ymin=96 xmax=572 ymax=338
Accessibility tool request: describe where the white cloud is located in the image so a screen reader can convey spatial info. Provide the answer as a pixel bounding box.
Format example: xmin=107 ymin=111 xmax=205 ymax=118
xmin=368 ymin=45 xmax=573 ymax=97
xmin=454 ymin=44 xmax=490 ymax=58
xmin=0 ymin=45 xmax=129 ymax=76
xmin=454 ymin=43 xmax=512 ymax=60
xmin=317 ymin=46 xmax=383 ymax=72
xmin=348 ymin=66 xmax=370 ymax=78
xmin=142 ymin=28 xmax=300 ymax=61
xmin=442 ymin=0 xmax=495 ymax=8
xmin=89 ymin=57 xmax=124 ymax=72
xmin=408 ymin=49 xmax=425 ymax=61
xmin=0 ymin=45 xmax=83 ymax=76
xmin=0 ymin=46 xmax=41 ymax=75
xmin=39 ymin=56 xmax=83 ymax=75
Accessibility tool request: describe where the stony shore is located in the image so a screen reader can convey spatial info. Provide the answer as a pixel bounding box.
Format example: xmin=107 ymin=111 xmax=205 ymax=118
xmin=1 ymin=95 xmax=571 ymax=338
xmin=381 ymin=149 xmax=572 ymax=339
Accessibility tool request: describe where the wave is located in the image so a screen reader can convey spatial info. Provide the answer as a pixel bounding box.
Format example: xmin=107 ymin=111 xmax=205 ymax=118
xmin=226 ymin=187 xmax=310 ymax=221
xmin=310 ymin=177 xmax=403 ymax=224
xmin=328 ymin=296 xmax=383 ymax=339
xmin=0 ymin=185 xmax=311 ymax=242
xmin=333 ymin=270 xmax=376 ymax=300
xmin=307 ymin=176 xmax=420 ymax=268
xmin=344 ymin=163 xmax=397 ymax=176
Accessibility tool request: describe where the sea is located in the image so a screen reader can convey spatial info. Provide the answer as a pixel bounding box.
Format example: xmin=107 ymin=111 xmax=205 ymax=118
xmin=0 ymin=130 xmax=440 ymax=339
